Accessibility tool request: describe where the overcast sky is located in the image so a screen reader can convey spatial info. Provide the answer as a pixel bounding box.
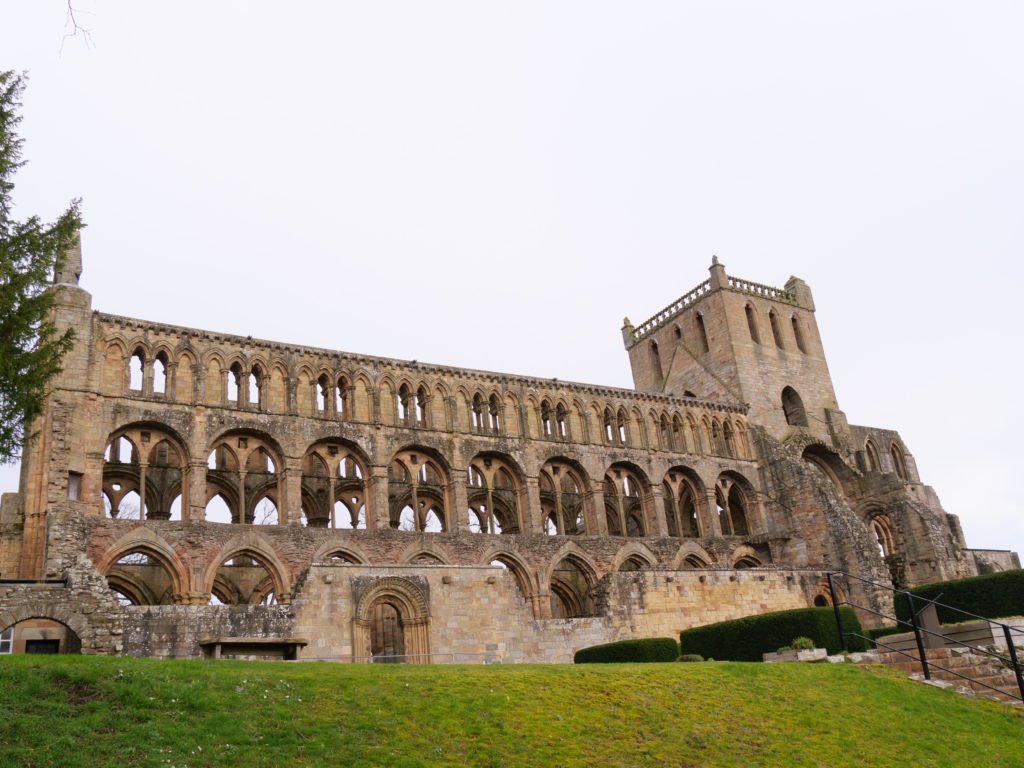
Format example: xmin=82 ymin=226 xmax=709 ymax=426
xmin=2 ymin=2 xmax=1022 ymax=557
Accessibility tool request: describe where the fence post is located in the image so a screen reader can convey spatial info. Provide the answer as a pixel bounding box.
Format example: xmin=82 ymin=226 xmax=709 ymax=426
xmin=827 ymin=573 xmax=848 ymax=652
xmin=906 ymin=592 xmax=930 ymax=680
xmin=1002 ymin=625 xmax=1024 ymax=702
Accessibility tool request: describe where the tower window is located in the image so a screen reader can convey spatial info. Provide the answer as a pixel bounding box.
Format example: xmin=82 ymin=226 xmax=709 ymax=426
xmin=694 ymin=314 xmax=710 ymax=354
xmin=744 ymin=305 xmax=760 ymax=344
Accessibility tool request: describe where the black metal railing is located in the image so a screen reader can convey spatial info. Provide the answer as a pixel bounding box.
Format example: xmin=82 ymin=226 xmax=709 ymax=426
xmin=827 ymin=571 xmax=1024 ymax=703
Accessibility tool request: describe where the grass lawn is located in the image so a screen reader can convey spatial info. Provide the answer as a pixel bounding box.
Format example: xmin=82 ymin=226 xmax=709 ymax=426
xmin=1 ymin=655 xmax=1021 ymax=767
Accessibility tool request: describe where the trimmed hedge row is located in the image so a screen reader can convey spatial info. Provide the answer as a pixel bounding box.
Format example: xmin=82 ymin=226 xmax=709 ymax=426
xmin=573 ymin=638 xmax=680 ymax=664
xmin=678 ymin=607 xmax=869 ymax=661
xmin=894 ymin=569 xmax=1024 ymax=625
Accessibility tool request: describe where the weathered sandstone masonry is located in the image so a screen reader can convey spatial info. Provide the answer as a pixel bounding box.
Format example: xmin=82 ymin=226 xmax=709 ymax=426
xmin=0 ymin=246 xmax=1015 ymax=660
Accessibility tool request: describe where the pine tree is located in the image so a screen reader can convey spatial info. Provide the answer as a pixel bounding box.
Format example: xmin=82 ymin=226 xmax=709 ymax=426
xmin=0 ymin=70 xmax=83 ymax=463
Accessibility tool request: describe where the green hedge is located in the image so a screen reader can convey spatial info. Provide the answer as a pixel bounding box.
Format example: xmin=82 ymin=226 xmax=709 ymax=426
xmin=894 ymin=569 xmax=1024 ymax=625
xmin=867 ymin=625 xmax=907 ymax=641
xmin=573 ymin=638 xmax=680 ymax=664
xmin=678 ymin=607 xmax=869 ymax=661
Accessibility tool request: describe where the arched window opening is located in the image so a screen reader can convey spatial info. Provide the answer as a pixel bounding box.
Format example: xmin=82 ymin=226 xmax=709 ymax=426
xmin=249 ymin=365 xmax=264 ymax=409
xmin=301 ymin=443 xmax=366 ymax=528
xmin=769 ymin=310 xmax=784 ymax=349
xmin=619 ymin=555 xmax=649 ymax=572
xmin=227 ymin=363 xmax=242 ymax=405
xmin=604 ymin=466 xmax=646 ymax=538
xmin=659 ymin=415 xmax=671 ymax=451
xmin=734 ymin=555 xmax=761 ymax=569
xmin=106 ymin=549 xmax=177 ymax=606
xmin=210 ymin=553 xmax=279 ymax=606
xmin=865 ymin=440 xmax=881 ymax=472
xmin=649 ymin=341 xmax=664 ymax=382
xmin=781 ymin=386 xmax=808 ymax=427
xmin=791 ymin=315 xmax=808 ymax=353
xmin=549 ymin=557 xmax=594 ymax=618
xmin=694 ymin=313 xmax=710 ymax=354
xmin=152 ymin=353 xmax=168 ymax=395
xmin=398 ymin=384 xmax=413 ymax=424
xmin=890 ymin=443 xmax=908 ymax=481
xmin=674 ymin=325 xmax=682 ymax=339
xmin=723 ymin=421 xmax=735 ymax=457
xmin=104 ymin=435 xmax=137 ymax=464
xmin=745 ymin=305 xmax=760 ymax=344
xmin=204 ymin=494 xmax=233 ymax=524
xmin=616 ymin=409 xmax=628 ymax=446
xmin=389 ymin=450 xmax=449 ymax=532
xmin=711 ymin=420 xmax=724 ymax=455
xmin=541 ymin=400 xmax=553 ymax=437
xmin=871 ymin=515 xmax=896 ymax=558
xmin=603 ymin=408 xmax=615 ymax=444
xmin=472 ymin=393 xmax=485 ymax=430
xmin=488 ymin=395 xmax=501 ymax=433
xmin=467 ymin=455 xmax=521 ymax=534
xmin=168 ymin=495 xmax=182 ymax=521
xmin=539 ymin=460 xmax=586 ymax=537
xmin=490 ymin=557 xmax=530 ymax=599
xmin=715 ymin=477 xmax=750 ymax=536
xmin=663 ymin=472 xmax=701 ymax=538
xmin=416 ymin=387 xmax=428 ymax=427
xmin=252 ymin=496 xmax=279 ymax=525
xmin=317 ymin=374 xmax=330 ymax=414
xmin=555 ymin=403 xmax=567 ymax=438
xmin=336 ymin=376 xmax=349 ymax=418
xmin=683 ymin=555 xmax=707 ymax=569
xmin=129 ymin=350 xmax=145 ymax=391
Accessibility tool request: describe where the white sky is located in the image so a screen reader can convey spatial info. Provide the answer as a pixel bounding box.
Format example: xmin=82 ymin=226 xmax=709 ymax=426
xmin=2 ymin=2 xmax=1022 ymax=557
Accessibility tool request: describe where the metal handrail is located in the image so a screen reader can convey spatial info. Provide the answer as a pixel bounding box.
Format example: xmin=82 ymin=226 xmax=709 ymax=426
xmin=827 ymin=571 xmax=1024 ymax=702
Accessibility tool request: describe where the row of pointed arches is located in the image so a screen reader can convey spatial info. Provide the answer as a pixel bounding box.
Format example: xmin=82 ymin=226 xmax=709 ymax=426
xmin=100 ymin=423 xmax=760 ymax=540
xmin=97 ymin=528 xmax=766 ymax=620
xmin=103 ymin=337 xmax=751 ymax=459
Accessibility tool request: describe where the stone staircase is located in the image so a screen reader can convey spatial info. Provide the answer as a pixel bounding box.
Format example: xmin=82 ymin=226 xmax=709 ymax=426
xmin=862 ymin=647 xmax=1023 ymax=704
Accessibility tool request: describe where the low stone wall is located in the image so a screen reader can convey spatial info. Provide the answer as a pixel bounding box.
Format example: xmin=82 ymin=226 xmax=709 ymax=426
xmin=121 ymin=604 xmax=295 ymax=659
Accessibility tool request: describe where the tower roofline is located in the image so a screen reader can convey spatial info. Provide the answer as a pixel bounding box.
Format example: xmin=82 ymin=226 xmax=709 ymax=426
xmin=623 ymin=258 xmax=807 ymax=349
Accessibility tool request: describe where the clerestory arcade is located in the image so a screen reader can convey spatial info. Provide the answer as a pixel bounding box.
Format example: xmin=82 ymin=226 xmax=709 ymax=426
xmin=0 ymin=247 xmax=1015 ymax=661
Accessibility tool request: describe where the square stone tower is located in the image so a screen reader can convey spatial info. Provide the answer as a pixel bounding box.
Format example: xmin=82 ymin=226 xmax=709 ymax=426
xmin=622 ymin=258 xmax=849 ymax=448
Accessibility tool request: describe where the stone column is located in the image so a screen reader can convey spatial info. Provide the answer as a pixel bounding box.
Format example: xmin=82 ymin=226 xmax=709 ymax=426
xmin=647 ymin=484 xmax=668 ymax=537
xmin=450 ymin=475 xmax=469 ymax=533
xmin=188 ymin=460 xmax=207 ymax=520
xmin=283 ymin=465 xmax=304 ymax=525
xmin=369 ymin=465 xmax=390 ymax=529
xmin=588 ymin=488 xmax=609 ymax=536
xmin=703 ymin=489 xmax=723 ymax=536
xmin=523 ymin=476 xmax=542 ymax=535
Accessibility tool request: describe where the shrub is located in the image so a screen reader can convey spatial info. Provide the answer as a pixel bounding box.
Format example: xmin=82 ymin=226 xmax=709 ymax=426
xmin=678 ymin=607 xmax=869 ymax=662
xmin=676 ymin=654 xmax=704 ymax=663
xmin=867 ymin=625 xmax=906 ymax=641
xmin=894 ymin=570 xmax=1024 ymax=625
xmin=573 ymin=637 xmax=679 ymax=664
xmin=790 ymin=636 xmax=815 ymax=650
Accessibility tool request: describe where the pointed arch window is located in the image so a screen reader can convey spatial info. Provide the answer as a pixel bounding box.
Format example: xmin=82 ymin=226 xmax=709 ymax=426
xmin=865 ymin=440 xmax=880 ymax=472
xmin=649 ymin=340 xmax=664 ymax=382
xmin=249 ymin=364 xmax=264 ymax=410
xmin=416 ymin=386 xmax=429 ymax=427
xmin=791 ymin=315 xmax=808 ymax=353
xmin=744 ymin=304 xmax=760 ymax=344
xmin=129 ymin=349 xmax=145 ymax=392
xmin=541 ymin=400 xmax=553 ymax=437
xmin=694 ymin=313 xmax=710 ymax=354
xmin=336 ymin=376 xmax=349 ymax=419
xmin=769 ymin=310 xmax=784 ymax=349
xmin=152 ymin=352 xmax=168 ymax=395
xmin=716 ymin=477 xmax=749 ymax=536
xmin=555 ymin=403 xmax=567 ymax=439
xmin=227 ymin=362 xmax=243 ymax=405
xmin=398 ymin=384 xmax=414 ymax=425
xmin=487 ymin=394 xmax=500 ymax=433
xmin=317 ymin=374 xmax=331 ymax=414
xmin=890 ymin=443 xmax=908 ymax=481
xmin=781 ymin=386 xmax=808 ymax=427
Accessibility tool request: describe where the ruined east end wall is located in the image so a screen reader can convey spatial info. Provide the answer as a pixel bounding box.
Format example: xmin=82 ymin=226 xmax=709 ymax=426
xmin=290 ymin=564 xmax=813 ymax=664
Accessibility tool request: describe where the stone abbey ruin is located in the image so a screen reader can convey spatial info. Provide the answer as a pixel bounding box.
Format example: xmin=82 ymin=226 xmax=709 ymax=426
xmin=0 ymin=246 xmax=1017 ymax=661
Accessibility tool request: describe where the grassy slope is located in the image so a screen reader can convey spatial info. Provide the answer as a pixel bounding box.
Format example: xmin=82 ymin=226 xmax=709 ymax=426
xmin=1 ymin=656 xmax=1022 ymax=768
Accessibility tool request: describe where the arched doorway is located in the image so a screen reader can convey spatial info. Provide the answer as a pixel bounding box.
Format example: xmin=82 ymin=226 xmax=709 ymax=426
xmin=352 ymin=577 xmax=431 ymax=663
xmin=369 ymin=599 xmax=405 ymax=662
